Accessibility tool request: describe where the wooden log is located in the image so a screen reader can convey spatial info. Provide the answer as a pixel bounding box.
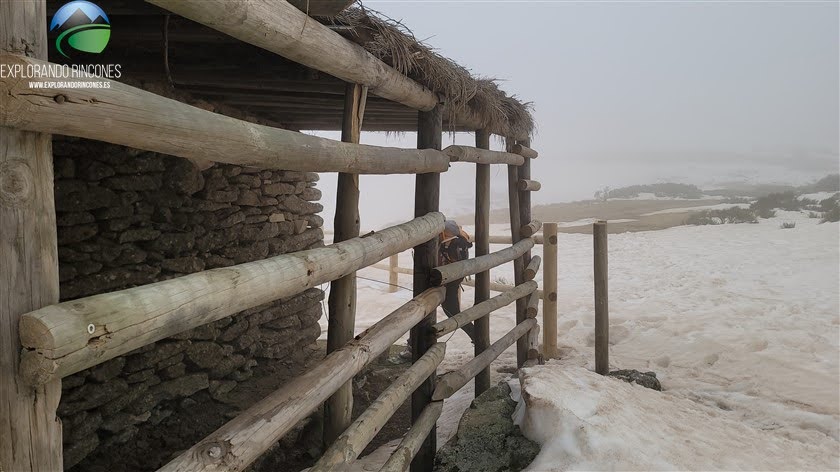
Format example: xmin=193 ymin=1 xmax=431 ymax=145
xmin=488 ymin=234 xmax=544 ymax=245
xmin=19 ymin=213 xmax=445 ymax=385
xmin=159 ymin=287 xmax=445 ymax=472
xmin=432 ymin=319 xmax=537 ymax=401
xmin=507 ymin=144 xmax=528 ymax=368
xmin=526 ymin=293 xmax=540 ymax=318
xmin=461 ymin=278 xmax=543 ymax=298
xmin=325 ymin=83 xmax=367 ymax=447
xmin=312 ymin=343 xmax=446 ymax=471
xmin=432 ymin=281 xmax=538 ymax=337
xmin=515 ymin=140 xmax=533 ymax=367
xmin=594 ymin=220 xmax=609 ymax=375
xmin=443 ymin=145 xmax=524 ymax=166
xmin=373 ymin=263 xmax=413 ymax=275
xmin=473 ymin=129 xmax=491 ymax=396
xmin=429 ymin=238 xmax=534 ymax=286
xmin=524 ymin=256 xmax=542 ymax=281
xmin=511 ymin=143 xmax=539 ymax=159
xmin=411 ymin=105 xmax=442 ymax=472
xmin=0 ymin=55 xmax=449 ymax=175
xmin=146 ymin=0 xmax=438 ymax=111
xmin=389 ymin=254 xmax=400 ymax=293
xmin=520 ymin=220 xmax=542 ymax=238
xmin=379 ymin=401 xmax=445 ymax=472
xmin=527 ymin=323 xmax=541 ymax=361
xmin=542 ymin=223 xmax=559 ymax=359
xmin=518 ymin=179 xmax=541 ymax=191
xmin=0 ymin=2 xmax=63 ymax=470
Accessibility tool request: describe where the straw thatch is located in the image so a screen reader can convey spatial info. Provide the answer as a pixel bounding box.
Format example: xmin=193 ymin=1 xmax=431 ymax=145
xmin=329 ymin=6 xmax=535 ymax=139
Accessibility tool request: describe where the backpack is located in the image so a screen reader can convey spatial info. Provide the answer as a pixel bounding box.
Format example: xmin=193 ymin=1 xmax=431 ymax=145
xmin=440 ymin=233 xmax=472 ymax=265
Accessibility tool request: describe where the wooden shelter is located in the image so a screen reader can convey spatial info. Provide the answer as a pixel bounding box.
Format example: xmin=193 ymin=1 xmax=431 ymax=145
xmin=0 ymin=1 xmax=547 ymax=470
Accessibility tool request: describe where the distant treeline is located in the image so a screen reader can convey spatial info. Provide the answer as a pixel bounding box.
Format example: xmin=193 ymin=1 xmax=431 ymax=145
xmin=606 ymin=183 xmax=704 ymax=199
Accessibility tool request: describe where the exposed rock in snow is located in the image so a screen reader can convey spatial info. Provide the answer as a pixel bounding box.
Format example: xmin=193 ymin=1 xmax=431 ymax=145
xmin=608 ymin=369 xmax=662 ymax=391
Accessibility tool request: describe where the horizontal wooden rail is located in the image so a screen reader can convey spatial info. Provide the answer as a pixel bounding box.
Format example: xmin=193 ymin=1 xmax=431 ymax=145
xmin=518 ymin=179 xmax=541 ymax=191
xmin=0 ymin=55 xmax=449 ymax=175
xmin=461 ymin=278 xmax=544 ymax=298
xmin=443 ymin=145 xmax=525 ymax=165
xmin=379 ymin=401 xmax=445 ymax=472
xmin=430 ymin=238 xmax=534 ymax=286
xmin=159 ymin=287 xmax=445 ymax=472
xmin=432 ymin=318 xmax=536 ymax=401
xmin=511 ymin=143 xmax=539 ymax=159
xmin=372 ymin=263 xmax=413 ymax=275
xmin=520 ymin=220 xmax=542 ymax=238
xmin=526 ymin=293 xmax=540 ymax=318
xmin=19 ymin=213 xmax=445 ymax=385
xmin=524 ymin=256 xmax=542 ymax=281
xmin=432 ymin=281 xmax=538 ymax=337
xmin=312 ymin=343 xmax=446 ymax=471
xmin=488 ymin=234 xmax=544 ymax=245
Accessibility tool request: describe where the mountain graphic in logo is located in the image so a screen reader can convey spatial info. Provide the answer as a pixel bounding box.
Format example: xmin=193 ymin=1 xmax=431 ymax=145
xmin=50 ymin=1 xmax=110 ymax=59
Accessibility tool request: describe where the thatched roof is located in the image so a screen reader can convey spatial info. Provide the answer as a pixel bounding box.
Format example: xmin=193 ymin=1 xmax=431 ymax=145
xmin=330 ymin=7 xmax=535 ymax=139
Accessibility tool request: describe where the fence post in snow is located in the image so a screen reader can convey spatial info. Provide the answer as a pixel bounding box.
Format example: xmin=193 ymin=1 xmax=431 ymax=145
xmin=593 ymin=220 xmax=609 ymax=375
xmin=543 ymin=222 xmax=558 ymax=358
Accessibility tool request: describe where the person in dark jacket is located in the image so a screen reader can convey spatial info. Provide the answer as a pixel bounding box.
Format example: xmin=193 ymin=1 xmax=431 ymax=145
xmin=439 ymin=220 xmax=475 ymax=341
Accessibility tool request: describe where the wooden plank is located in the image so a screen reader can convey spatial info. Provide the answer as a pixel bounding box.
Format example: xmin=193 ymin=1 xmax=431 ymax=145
xmin=325 ymin=83 xmax=368 ymax=446
xmin=312 ymin=343 xmax=446 ymax=471
xmin=0 ymin=55 xmax=449 ymax=174
xmin=518 ymin=179 xmax=541 ymax=191
xmin=429 ymin=238 xmax=534 ymax=286
xmin=432 ymin=281 xmax=538 ymax=337
xmin=411 ymin=105 xmax=442 ymax=472
xmin=0 ymin=1 xmax=63 ymax=470
xmin=380 ymin=401 xmax=445 ymax=472
xmin=511 ymin=143 xmax=538 ymax=159
xmin=473 ymin=129 xmax=491 ymax=396
xmin=524 ymin=255 xmax=542 ymax=281
xmin=443 ymin=145 xmax=524 ymax=166
xmin=160 ymin=288 xmax=445 ymax=472
xmin=19 ymin=213 xmax=445 ymax=385
xmin=432 ymin=319 xmax=536 ymax=401
xmin=542 ymin=223 xmax=558 ymax=358
xmin=594 ymin=220 xmax=609 ymax=375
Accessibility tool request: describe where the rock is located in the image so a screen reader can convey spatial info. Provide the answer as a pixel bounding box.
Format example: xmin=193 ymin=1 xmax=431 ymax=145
xmin=161 ymin=256 xmax=205 ymax=273
xmin=124 ymin=340 xmax=191 ymax=372
xmin=208 ymin=379 xmax=237 ymax=401
xmin=160 ymin=363 xmax=186 ymax=380
xmin=115 ymin=152 xmax=166 ymax=174
xmin=66 ymin=411 xmax=102 ymax=442
xmin=119 ymin=228 xmax=162 ymax=243
xmin=57 ymin=224 xmax=98 ymax=244
xmin=125 ymin=368 xmax=157 ymax=384
xmin=163 ymin=157 xmax=204 ymax=195
xmin=100 ymin=411 xmax=151 ymax=433
xmin=79 ymin=160 xmax=115 ymax=181
xmin=155 ymin=373 xmax=209 ymax=400
xmin=434 ymin=382 xmax=540 ymax=472
xmin=236 ymin=189 xmax=262 ymax=206
xmin=59 ymin=379 xmax=129 ymax=413
xmin=103 ymin=175 xmax=162 ymax=191
xmin=608 ymin=369 xmax=662 ymax=391
xmin=63 ymin=433 xmax=99 ymax=469
xmin=185 ymin=342 xmax=234 ymax=369
xmin=268 ymin=213 xmax=285 ymax=222
xmin=263 ymin=182 xmax=297 ymax=196
xmin=56 ymin=211 xmax=95 ymax=227
xmin=89 ymin=357 xmax=125 ymax=383
xmin=149 ymin=232 xmax=195 ymax=256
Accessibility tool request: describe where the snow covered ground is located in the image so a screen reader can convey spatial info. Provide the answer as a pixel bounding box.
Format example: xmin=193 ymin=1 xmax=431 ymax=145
xmin=318 ymin=211 xmax=839 ymax=469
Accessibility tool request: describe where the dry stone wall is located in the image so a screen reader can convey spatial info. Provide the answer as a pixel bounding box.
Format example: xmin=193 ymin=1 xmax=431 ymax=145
xmin=52 ymin=137 xmax=326 ymax=468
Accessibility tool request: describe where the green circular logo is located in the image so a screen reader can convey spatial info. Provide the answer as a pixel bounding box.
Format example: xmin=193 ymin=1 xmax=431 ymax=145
xmin=50 ymin=1 xmax=111 ymax=59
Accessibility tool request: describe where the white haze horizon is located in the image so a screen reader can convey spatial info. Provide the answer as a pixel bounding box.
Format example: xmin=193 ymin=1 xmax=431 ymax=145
xmin=308 ymin=1 xmax=839 ymax=230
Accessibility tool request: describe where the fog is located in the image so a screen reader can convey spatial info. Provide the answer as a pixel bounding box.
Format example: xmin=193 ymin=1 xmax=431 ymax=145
xmin=312 ymin=1 xmax=839 ymax=230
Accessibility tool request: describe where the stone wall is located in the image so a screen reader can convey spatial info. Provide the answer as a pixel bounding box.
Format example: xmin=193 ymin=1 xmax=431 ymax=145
xmin=52 ymin=137 xmax=326 ymax=468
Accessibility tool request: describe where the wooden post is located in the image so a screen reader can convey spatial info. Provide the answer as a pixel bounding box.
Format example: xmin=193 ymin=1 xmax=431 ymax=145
xmin=543 ymin=223 xmax=559 ymax=359
xmin=0 ymin=1 xmax=63 ymax=470
xmin=411 ymin=104 xmax=442 ymax=472
xmin=507 ymin=139 xmax=528 ymax=367
xmin=325 ymin=83 xmax=367 ymax=446
xmin=474 ymin=128 xmax=491 ymax=396
xmin=389 ymin=253 xmax=399 ymax=293
xmin=594 ymin=220 xmax=609 ymax=375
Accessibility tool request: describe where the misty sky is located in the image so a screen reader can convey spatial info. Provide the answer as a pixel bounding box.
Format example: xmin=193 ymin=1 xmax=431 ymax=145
xmin=314 ymin=1 xmax=840 ymax=230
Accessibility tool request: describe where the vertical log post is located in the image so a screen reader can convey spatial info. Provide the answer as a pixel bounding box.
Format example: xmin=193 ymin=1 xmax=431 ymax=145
xmin=411 ymin=104 xmax=442 ymax=472
xmin=507 ymin=140 xmax=527 ymax=367
xmin=473 ymin=129 xmax=491 ymax=396
xmin=516 ymin=139 xmax=534 ymax=365
xmin=0 ymin=1 xmax=64 ymax=470
xmin=543 ymin=222 xmax=558 ymax=358
xmin=389 ymin=253 xmax=399 ymax=293
xmin=593 ymin=220 xmax=609 ymax=375
xmin=325 ymin=83 xmax=367 ymax=446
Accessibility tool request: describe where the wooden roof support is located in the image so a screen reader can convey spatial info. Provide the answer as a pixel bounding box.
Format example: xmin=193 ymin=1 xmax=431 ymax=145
xmin=511 ymin=143 xmax=539 ymax=159
xmin=473 ymin=129 xmax=492 ymax=397
xmin=18 ymin=213 xmax=445 ymax=386
xmin=0 ymin=55 xmax=449 ymax=174
xmin=160 ymin=287 xmax=445 ymax=472
xmin=429 ymin=238 xmax=535 ymax=286
xmin=443 ymin=145 xmax=525 ymax=166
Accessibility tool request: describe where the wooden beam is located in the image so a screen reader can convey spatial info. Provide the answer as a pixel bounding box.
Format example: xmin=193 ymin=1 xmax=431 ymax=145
xmin=388 ymin=254 xmax=400 ymax=292
xmin=160 ymin=287 xmax=445 ymax=472
xmin=146 ymin=0 xmax=439 ymax=111
xmin=287 ymin=0 xmax=357 ymax=17
xmin=594 ymin=220 xmax=609 ymax=375
xmin=0 ymin=1 xmax=63 ymax=470
xmin=527 ymin=323 xmax=541 ymax=361
xmin=520 ymin=220 xmax=542 ymax=238
xmin=432 ymin=281 xmax=538 ymax=337
xmin=379 ymin=401 xmax=444 ymax=472
xmin=312 ymin=343 xmax=446 ymax=471
xmin=411 ymin=105 xmax=442 ymax=472
xmin=325 ymin=83 xmax=368 ymax=446
xmin=518 ymin=179 xmax=541 ymax=191
xmin=524 ymin=255 xmax=542 ymax=281
xmin=443 ymin=145 xmax=524 ymax=166
xmin=542 ymin=223 xmax=558 ymax=358
xmin=0 ymin=55 xmax=449 ymax=175
xmin=473 ymin=129 xmax=491 ymax=396
xmin=488 ymin=234 xmax=544 ymax=245
xmin=526 ymin=293 xmax=540 ymax=318
xmin=515 ymin=139 xmax=533 ymax=367
xmin=511 ymin=143 xmax=539 ymax=159
xmin=462 ymin=278 xmax=544 ymax=298
xmin=432 ymin=319 xmax=537 ymax=401
xmin=429 ymin=238 xmax=534 ymax=286
xmin=19 ymin=213 xmax=445 ymax=385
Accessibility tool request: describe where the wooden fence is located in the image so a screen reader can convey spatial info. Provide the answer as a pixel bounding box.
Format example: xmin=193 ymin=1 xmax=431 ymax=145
xmin=0 ymin=2 xmax=541 ymax=471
